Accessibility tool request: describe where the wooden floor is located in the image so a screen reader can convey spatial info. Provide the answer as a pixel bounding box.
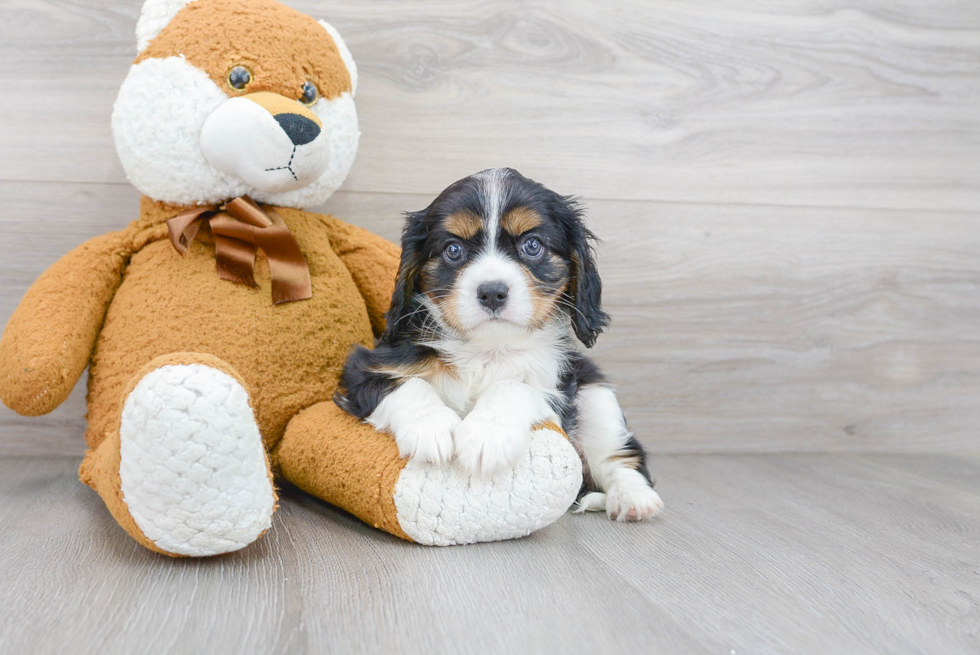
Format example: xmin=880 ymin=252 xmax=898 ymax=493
xmin=1 ymin=453 xmax=977 ymax=655
xmin=1 ymin=1 xmax=978 ymax=653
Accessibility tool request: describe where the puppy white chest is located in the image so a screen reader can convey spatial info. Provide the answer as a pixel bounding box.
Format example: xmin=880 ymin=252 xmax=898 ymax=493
xmin=426 ymin=326 xmax=565 ymax=417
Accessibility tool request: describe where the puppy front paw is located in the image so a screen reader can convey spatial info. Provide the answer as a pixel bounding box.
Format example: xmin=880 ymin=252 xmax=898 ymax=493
xmin=393 ymin=405 xmax=460 ymax=465
xmin=572 ymin=491 xmax=607 ymax=514
xmin=453 ymin=413 xmax=530 ymax=477
xmin=606 ymin=483 xmax=664 ymax=522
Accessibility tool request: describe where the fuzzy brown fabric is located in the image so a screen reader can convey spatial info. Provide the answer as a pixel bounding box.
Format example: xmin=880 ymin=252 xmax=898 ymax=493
xmin=274 ymin=400 xmax=413 ymax=541
xmin=0 ymin=0 xmax=574 ymax=554
xmin=78 ymin=352 xmax=280 ymax=557
xmin=0 ymin=232 xmax=131 ymax=416
xmin=76 ymin=197 xmax=398 ymax=453
xmin=0 ymin=195 xmax=398 ymax=551
xmin=136 ymin=0 xmax=352 ymax=102
xmin=275 ymin=413 xmax=571 ymax=544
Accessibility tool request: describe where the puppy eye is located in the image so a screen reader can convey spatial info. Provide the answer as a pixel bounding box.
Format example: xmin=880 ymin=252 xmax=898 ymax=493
xmin=301 ymin=81 xmax=319 ymax=106
xmin=521 ymin=236 xmax=543 ymax=258
xmin=444 ymin=242 xmax=465 ymax=263
xmin=226 ymin=65 xmax=252 ymax=91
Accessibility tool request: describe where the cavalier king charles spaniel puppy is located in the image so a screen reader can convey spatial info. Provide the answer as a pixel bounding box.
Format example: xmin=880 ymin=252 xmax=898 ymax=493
xmin=336 ymin=168 xmax=663 ymax=521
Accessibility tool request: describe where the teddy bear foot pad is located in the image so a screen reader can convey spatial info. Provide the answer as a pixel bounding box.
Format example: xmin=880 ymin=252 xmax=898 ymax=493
xmin=118 ymin=363 xmax=276 ymax=556
xmin=393 ymin=427 xmax=583 ymax=546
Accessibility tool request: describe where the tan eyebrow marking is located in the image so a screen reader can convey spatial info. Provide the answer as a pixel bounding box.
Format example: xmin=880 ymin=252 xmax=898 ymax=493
xmin=443 ymin=211 xmax=482 ymax=240
xmin=501 ymin=207 xmax=543 ymax=236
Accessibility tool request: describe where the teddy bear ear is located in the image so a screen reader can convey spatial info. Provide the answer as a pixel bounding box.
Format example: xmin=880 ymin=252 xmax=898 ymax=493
xmin=135 ymin=0 xmax=197 ymax=53
xmin=319 ymin=20 xmax=358 ymax=97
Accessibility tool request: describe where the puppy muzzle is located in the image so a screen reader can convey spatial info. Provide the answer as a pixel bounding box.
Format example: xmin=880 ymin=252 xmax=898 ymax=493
xmin=200 ymin=92 xmax=330 ymax=193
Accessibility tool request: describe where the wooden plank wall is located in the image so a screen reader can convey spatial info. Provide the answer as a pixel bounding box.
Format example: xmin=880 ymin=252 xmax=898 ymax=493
xmin=1 ymin=0 xmax=978 ymax=456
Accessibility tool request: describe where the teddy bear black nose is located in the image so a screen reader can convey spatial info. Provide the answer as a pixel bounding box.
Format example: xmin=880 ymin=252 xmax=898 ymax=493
xmin=274 ymin=113 xmax=321 ymax=146
xmin=477 ymin=281 xmax=509 ymax=312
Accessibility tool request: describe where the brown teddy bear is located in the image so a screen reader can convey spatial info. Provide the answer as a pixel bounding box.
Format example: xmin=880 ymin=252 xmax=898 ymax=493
xmin=0 ymin=0 xmax=581 ymax=556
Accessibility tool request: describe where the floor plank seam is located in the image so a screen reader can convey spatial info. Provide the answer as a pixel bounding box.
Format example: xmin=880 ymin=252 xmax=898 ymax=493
xmin=2 ymin=179 xmax=979 ymax=217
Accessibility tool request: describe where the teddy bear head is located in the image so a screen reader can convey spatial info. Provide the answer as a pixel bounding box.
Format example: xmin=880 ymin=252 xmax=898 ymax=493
xmin=113 ymin=0 xmax=359 ymax=209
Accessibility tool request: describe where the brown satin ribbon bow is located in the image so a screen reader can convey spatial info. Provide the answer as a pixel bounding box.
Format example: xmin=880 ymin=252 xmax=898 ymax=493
xmin=166 ymin=196 xmax=312 ymax=304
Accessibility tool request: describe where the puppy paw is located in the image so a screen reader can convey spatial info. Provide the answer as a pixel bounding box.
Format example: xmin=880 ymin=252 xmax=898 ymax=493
xmin=393 ymin=405 xmax=460 ymax=465
xmin=572 ymin=491 xmax=608 ymax=514
xmin=606 ymin=484 xmax=664 ymax=522
xmin=453 ymin=413 xmax=530 ymax=477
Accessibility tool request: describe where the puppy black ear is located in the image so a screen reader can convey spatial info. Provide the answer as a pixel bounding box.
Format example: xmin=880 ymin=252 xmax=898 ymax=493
xmin=553 ymin=195 xmax=610 ymax=348
xmin=381 ymin=209 xmax=428 ymax=345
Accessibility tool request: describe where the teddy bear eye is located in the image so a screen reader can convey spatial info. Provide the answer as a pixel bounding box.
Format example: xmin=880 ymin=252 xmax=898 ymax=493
xmin=226 ymin=65 xmax=252 ymax=91
xmin=300 ymin=81 xmax=319 ymax=106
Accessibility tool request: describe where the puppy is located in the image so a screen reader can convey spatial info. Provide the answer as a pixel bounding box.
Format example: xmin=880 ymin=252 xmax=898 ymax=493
xmin=335 ymin=168 xmax=663 ymax=521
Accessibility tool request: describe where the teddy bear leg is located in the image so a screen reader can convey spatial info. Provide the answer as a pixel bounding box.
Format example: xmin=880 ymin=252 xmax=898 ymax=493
xmin=273 ymin=400 xmax=412 ymax=541
xmin=273 ymin=401 xmax=583 ymax=546
xmin=80 ymin=354 xmax=277 ymax=557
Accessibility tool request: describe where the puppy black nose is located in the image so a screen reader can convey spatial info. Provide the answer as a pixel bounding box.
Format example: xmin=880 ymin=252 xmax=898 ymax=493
xmin=477 ymin=281 xmax=509 ymax=312
xmin=274 ymin=113 xmax=321 ymax=146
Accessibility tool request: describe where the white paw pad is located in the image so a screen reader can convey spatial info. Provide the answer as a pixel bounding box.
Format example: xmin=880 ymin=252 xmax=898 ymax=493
xmin=118 ymin=364 xmax=276 ymax=556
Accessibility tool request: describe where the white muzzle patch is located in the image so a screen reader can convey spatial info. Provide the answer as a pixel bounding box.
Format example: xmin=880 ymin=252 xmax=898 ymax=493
xmin=200 ymin=96 xmax=331 ymax=194
xmin=456 ymin=251 xmax=534 ymax=331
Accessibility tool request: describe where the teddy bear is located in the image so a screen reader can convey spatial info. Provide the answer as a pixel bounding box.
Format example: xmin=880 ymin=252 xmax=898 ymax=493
xmin=0 ymin=0 xmax=581 ymax=555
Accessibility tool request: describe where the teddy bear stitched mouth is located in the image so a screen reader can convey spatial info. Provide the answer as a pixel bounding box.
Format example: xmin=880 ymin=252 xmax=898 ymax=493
xmin=264 ymin=145 xmax=299 ymax=181
xmin=262 ymin=115 xmax=321 ymax=182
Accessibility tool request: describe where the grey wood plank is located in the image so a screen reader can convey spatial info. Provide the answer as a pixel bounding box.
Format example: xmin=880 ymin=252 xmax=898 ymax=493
xmin=577 ymin=454 xmax=980 ymax=655
xmin=2 ymin=182 xmax=978 ymax=455
xmin=316 ymin=191 xmax=980 ymax=455
xmin=0 ymin=1 xmax=977 ymax=211
xmin=0 ymin=454 xmax=977 ymax=655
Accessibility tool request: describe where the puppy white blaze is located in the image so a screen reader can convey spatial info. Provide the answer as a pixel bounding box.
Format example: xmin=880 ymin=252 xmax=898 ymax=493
xmin=454 ymin=168 xmax=535 ymax=331
xmin=475 ymin=168 xmax=510 ymax=251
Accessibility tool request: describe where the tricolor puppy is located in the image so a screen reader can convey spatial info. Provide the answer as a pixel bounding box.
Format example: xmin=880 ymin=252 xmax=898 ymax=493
xmin=336 ymin=169 xmax=663 ymax=521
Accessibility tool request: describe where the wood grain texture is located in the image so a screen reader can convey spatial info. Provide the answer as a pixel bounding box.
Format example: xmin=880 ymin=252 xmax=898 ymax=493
xmin=0 ymin=1 xmax=977 ymax=210
xmin=1 ymin=3 xmax=977 ymax=653
xmin=2 ymin=182 xmax=977 ymax=455
xmin=0 ymin=454 xmax=977 ymax=655
xmin=318 ymin=190 xmax=980 ymax=454
xmin=1 ymin=1 xmax=978 ymax=455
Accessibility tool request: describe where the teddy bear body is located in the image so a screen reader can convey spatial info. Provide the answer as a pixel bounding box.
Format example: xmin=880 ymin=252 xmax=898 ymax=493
xmin=82 ymin=199 xmax=389 ymax=453
xmin=0 ymin=0 xmax=582 ymax=556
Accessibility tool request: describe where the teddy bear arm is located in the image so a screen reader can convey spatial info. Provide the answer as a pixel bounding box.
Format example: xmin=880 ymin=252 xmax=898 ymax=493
xmin=316 ymin=214 xmax=400 ymax=337
xmin=0 ymin=231 xmax=132 ymax=416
